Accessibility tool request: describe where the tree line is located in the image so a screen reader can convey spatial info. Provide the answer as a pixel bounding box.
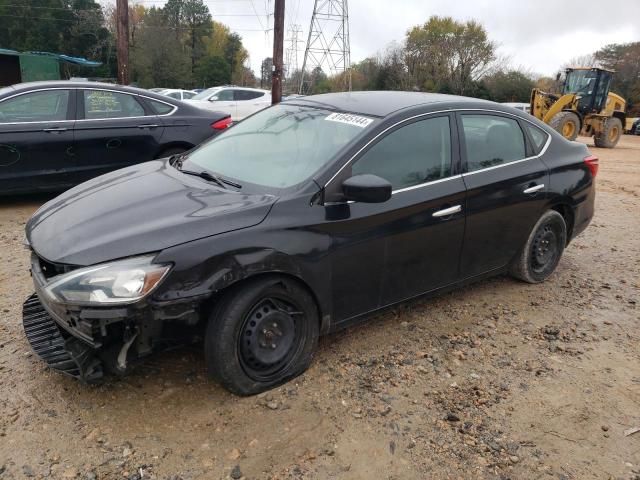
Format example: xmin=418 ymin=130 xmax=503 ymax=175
xmin=0 ymin=0 xmax=256 ymax=88
xmin=1 ymin=3 xmax=638 ymax=113
xmin=292 ymin=16 xmax=640 ymax=114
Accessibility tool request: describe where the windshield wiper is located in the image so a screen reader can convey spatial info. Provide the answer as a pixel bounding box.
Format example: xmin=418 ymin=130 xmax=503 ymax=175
xmin=179 ymin=169 xmax=228 ymax=189
xmin=171 ymin=154 xmax=242 ymax=189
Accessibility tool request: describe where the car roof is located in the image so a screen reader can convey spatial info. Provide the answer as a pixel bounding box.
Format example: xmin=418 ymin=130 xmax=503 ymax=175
xmin=0 ymin=80 xmax=182 ymax=103
xmin=287 ymin=91 xmax=497 ymax=118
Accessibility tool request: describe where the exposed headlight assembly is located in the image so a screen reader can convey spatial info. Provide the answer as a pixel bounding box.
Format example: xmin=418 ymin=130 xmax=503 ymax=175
xmin=43 ymin=255 xmax=171 ymax=306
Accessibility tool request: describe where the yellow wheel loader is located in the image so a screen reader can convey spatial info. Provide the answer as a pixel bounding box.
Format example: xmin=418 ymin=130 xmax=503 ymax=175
xmin=530 ymin=68 xmax=626 ymax=148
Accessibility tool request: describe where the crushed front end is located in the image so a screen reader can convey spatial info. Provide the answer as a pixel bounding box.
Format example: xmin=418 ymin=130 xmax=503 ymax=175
xmin=24 ymin=252 xmax=202 ymax=383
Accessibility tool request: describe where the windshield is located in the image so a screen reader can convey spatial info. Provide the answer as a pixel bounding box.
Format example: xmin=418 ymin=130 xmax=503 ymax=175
xmin=564 ymin=70 xmax=598 ymax=95
xmin=183 ymin=104 xmax=375 ymax=190
xmin=191 ymin=87 xmax=221 ymax=100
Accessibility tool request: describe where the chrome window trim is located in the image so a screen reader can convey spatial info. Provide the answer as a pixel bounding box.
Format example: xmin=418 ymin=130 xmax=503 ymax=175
xmin=392 ymin=174 xmax=463 ymax=194
xmin=0 ymin=87 xmax=178 ymax=125
xmin=323 ymin=107 xmax=552 ymax=192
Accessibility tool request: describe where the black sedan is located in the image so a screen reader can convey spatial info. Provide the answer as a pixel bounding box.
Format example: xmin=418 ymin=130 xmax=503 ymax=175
xmin=0 ymin=81 xmax=231 ymax=195
xmin=22 ymin=91 xmax=596 ymax=395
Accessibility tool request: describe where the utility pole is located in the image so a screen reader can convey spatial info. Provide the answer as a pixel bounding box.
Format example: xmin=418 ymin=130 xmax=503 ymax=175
xmin=271 ymin=0 xmax=285 ymax=105
xmin=116 ymin=0 xmax=130 ymax=85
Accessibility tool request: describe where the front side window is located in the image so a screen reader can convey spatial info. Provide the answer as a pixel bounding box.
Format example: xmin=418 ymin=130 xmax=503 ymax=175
xmin=461 ymin=115 xmax=526 ymax=172
xmin=0 ymin=90 xmax=69 ymax=123
xmin=352 ymin=116 xmax=452 ymax=190
xmin=184 ymin=105 xmax=373 ymax=189
xmin=83 ymin=90 xmax=145 ymax=119
xmin=211 ymin=89 xmax=234 ymax=102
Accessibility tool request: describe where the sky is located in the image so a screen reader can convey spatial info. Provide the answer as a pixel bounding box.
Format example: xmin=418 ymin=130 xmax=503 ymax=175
xmin=131 ymin=0 xmax=640 ymax=78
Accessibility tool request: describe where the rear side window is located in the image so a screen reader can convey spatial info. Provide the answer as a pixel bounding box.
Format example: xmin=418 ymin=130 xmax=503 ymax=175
xmin=523 ymin=122 xmax=549 ymax=154
xmin=461 ymin=115 xmax=526 ymax=172
xmin=0 ymin=90 xmax=69 ymax=123
xmin=352 ymin=116 xmax=452 ymax=190
xmin=83 ymin=90 xmax=145 ymax=119
xmin=147 ymin=99 xmax=174 ymax=115
xmin=235 ymin=90 xmax=264 ymax=101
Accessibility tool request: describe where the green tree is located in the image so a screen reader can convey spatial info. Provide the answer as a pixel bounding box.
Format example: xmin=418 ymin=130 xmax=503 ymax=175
xmin=405 ymin=16 xmax=495 ymax=94
xmin=260 ymin=57 xmax=273 ymax=88
xmin=194 ymin=55 xmax=230 ymax=87
xmin=595 ymin=42 xmax=640 ymax=114
xmin=483 ymin=70 xmax=535 ymax=102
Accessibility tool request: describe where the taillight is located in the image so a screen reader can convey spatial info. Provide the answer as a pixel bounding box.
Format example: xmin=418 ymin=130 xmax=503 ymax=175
xmin=211 ymin=117 xmax=232 ymax=130
xmin=584 ymin=154 xmax=599 ymax=177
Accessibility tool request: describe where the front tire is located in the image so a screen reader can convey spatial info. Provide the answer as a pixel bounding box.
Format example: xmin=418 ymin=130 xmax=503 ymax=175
xmin=510 ymin=210 xmax=567 ymax=284
xmin=205 ymin=277 xmax=319 ymax=396
xmin=550 ymin=112 xmax=580 ymax=141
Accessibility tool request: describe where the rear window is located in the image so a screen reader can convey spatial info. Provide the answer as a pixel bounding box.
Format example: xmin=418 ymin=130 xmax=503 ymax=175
xmin=148 ymin=99 xmax=174 ymax=115
xmin=461 ymin=115 xmax=526 ymax=172
xmin=523 ymin=122 xmax=549 ymax=154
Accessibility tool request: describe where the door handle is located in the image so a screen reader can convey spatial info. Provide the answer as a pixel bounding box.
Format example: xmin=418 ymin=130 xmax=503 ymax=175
xmin=433 ymin=205 xmax=462 ymax=218
xmin=43 ymin=127 xmax=67 ymax=133
xmin=137 ymin=124 xmax=159 ymax=129
xmin=523 ymin=184 xmax=545 ymax=194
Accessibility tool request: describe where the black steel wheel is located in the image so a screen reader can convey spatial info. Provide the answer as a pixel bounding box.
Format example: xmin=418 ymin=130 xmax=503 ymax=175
xmin=510 ymin=210 xmax=567 ymax=284
xmin=205 ymin=276 xmax=319 ymax=395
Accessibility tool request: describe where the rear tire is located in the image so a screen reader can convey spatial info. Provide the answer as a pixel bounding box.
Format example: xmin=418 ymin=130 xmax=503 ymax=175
xmin=549 ymin=112 xmax=580 ymax=141
xmin=594 ymin=117 xmax=622 ymax=148
xmin=205 ymin=276 xmax=319 ymax=396
xmin=509 ymin=210 xmax=567 ymax=284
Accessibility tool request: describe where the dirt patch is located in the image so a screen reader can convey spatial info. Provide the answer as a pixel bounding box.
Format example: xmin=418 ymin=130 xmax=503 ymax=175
xmin=1 ymin=137 xmax=639 ymax=479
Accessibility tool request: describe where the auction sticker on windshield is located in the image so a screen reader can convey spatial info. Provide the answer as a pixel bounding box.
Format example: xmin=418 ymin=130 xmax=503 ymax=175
xmin=325 ymin=112 xmax=373 ymax=128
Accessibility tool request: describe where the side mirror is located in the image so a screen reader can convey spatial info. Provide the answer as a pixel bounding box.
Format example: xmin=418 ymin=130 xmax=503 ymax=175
xmin=209 ymin=96 xmax=219 ymax=102
xmin=342 ymin=174 xmax=392 ymax=203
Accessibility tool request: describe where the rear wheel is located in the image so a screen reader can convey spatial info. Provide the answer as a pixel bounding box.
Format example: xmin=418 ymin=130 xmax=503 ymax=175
xmin=549 ymin=112 xmax=580 ymax=141
xmin=509 ymin=210 xmax=567 ymax=284
xmin=594 ymin=117 xmax=622 ymax=148
xmin=205 ymin=276 xmax=319 ymax=396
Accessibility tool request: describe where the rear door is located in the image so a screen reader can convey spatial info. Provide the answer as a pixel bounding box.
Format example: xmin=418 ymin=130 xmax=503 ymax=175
xmin=0 ymin=88 xmax=75 ymax=193
xmin=457 ymin=112 xmax=550 ymax=278
xmin=72 ymin=89 xmax=165 ymax=181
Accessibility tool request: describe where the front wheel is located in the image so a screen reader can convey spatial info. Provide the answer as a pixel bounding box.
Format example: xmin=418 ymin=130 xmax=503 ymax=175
xmin=509 ymin=210 xmax=567 ymax=284
xmin=205 ymin=276 xmax=319 ymax=396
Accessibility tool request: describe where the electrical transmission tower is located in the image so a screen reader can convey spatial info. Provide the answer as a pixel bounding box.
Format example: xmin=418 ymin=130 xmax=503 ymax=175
xmin=285 ymin=24 xmax=304 ymax=91
xmin=299 ymin=0 xmax=351 ymax=94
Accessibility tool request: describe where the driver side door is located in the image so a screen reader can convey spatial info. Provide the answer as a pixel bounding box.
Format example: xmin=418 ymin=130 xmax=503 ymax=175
xmin=325 ymin=114 xmax=466 ymax=324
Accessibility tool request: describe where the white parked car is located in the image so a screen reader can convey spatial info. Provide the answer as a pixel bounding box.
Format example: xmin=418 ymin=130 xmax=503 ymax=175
xmin=157 ymin=89 xmax=198 ymax=101
xmin=502 ymin=102 xmax=531 ymax=114
xmin=186 ymin=86 xmax=271 ymax=121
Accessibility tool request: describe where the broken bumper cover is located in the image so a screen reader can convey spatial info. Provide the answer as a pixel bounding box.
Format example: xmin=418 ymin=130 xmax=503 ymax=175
xmin=22 ymin=293 xmax=103 ymax=382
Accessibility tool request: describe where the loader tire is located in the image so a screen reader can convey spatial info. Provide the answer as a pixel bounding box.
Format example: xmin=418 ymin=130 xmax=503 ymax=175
xmin=550 ymin=112 xmax=580 ymax=141
xmin=594 ymin=117 xmax=622 ymax=148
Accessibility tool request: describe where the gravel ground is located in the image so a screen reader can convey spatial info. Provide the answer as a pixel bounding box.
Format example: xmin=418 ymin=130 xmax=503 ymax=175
xmin=0 ymin=136 xmax=639 ymax=480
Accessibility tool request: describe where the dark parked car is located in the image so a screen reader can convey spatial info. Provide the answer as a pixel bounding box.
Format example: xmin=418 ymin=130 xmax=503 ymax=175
xmin=632 ymin=118 xmax=640 ymax=135
xmin=23 ymin=91 xmax=597 ymax=395
xmin=0 ymin=81 xmax=231 ymax=194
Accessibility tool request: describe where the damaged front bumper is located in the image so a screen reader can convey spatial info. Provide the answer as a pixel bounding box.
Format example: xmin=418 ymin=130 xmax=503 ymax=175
xmin=23 ymin=253 xmax=203 ymax=383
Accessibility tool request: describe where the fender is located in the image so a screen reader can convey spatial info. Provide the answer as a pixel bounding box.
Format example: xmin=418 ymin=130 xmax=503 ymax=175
xmin=152 ymin=235 xmax=334 ymax=333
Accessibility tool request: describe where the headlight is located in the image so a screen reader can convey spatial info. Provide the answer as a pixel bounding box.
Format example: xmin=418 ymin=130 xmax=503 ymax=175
xmin=43 ymin=255 xmax=171 ymax=306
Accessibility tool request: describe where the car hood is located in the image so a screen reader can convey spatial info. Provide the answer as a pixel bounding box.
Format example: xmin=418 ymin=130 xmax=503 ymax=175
xmin=26 ymin=160 xmax=277 ymax=266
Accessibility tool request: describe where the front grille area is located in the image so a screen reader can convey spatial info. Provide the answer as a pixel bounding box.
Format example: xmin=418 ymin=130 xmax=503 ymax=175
xmin=22 ymin=293 xmax=103 ymax=382
xmin=37 ymin=256 xmax=77 ymax=280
